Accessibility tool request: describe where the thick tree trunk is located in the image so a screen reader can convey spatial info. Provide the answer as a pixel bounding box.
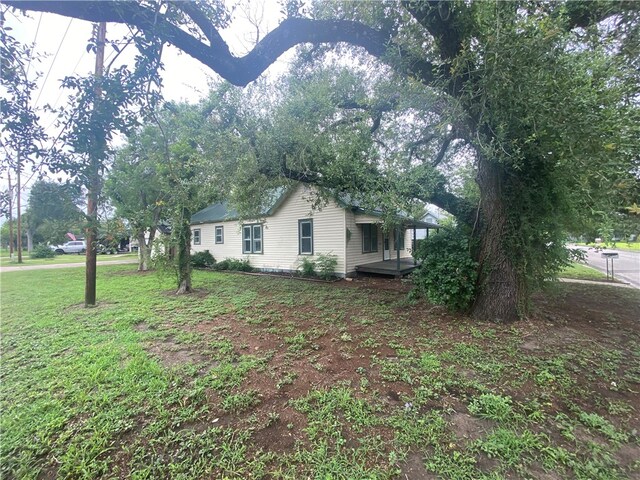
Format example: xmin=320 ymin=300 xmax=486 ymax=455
xmin=175 ymin=212 xmax=193 ymax=295
xmin=471 ymin=157 xmax=522 ymax=323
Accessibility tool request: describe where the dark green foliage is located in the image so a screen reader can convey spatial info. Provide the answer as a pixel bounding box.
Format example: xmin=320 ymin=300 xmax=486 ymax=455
xmin=30 ymin=244 xmax=57 ymax=259
xmin=213 ymin=258 xmax=254 ymax=272
xmin=298 ymin=254 xmax=338 ymax=280
xmin=191 ymin=250 xmax=215 ymax=269
xmin=25 ymin=180 xmax=84 ymax=245
xmin=299 ymin=257 xmax=316 ymax=277
xmin=412 ymin=227 xmax=477 ymax=311
xmin=315 ymin=253 xmax=338 ymax=280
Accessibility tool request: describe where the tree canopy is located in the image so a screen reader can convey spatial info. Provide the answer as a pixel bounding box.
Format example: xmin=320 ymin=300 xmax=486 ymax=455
xmin=25 ymin=179 xmax=85 ymax=245
xmin=8 ymin=0 xmax=639 ymax=321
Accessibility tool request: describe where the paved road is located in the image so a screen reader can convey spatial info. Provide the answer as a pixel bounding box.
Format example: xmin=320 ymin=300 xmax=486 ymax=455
xmin=576 ymin=247 xmax=640 ymax=289
xmin=0 ymin=258 xmax=137 ymax=273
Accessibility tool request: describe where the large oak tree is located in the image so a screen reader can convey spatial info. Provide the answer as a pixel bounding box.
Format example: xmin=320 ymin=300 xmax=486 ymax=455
xmin=9 ymin=0 xmax=638 ymax=321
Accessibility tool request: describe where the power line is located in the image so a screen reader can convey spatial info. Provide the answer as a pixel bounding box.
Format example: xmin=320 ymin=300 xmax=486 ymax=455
xmin=43 ymin=49 xmax=88 ymax=133
xmin=34 ymin=18 xmax=73 ymax=107
xmin=25 ymin=12 xmax=42 ymax=79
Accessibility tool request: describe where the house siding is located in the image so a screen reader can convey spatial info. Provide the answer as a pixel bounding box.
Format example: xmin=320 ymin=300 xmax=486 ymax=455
xmin=192 ymin=184 xmax=347 ymax=275
xmin=391 ymin=228 xmax=415 ymax=259
xmin=344 ymin=210 xmax=384 ymax=274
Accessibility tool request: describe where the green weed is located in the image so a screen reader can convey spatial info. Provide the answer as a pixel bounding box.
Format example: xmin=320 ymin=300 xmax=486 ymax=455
xmin=468 ymin=394 xmax=514 ymax=422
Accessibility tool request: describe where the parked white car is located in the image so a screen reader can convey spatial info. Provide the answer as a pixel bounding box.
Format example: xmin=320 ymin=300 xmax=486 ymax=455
xmin=50 ymin=241 xmax=86 ymax=254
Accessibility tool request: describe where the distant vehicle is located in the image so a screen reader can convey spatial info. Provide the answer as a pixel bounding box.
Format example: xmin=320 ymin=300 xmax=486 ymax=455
xmin=50 ymin=241 xmax=86 ymax=254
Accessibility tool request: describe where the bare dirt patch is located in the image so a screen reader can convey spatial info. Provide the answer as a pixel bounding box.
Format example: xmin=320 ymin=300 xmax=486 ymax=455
xmin=398 ymin=452 xmax=437 ymax=479
xmin=145 ymin=337 xmax=211 ymax=369
xmin=138 ymin=277 xmax=640 ymax=476
xmin=448 ymin=411 xmax=493 ymax=444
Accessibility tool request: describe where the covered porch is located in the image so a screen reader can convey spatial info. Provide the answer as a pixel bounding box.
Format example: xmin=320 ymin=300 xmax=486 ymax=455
xmin=351 ymin=213 xmax=439 ymax=278
xmin=355 ymin=258 xmax=419 ymax=278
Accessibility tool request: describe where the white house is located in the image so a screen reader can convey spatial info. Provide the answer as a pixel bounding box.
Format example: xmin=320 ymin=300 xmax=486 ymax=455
xmin=190 ymin=183 xmax=439 ymax=277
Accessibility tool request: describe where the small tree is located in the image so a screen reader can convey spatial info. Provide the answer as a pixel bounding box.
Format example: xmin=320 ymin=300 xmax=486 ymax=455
xmin=105 ymin=129 xmax=166 ymax=270
xmin=158 ymin=115 xmax=222 ymax=294
xmin=0 ymin=17 xmax=47 ymax=263
xmin=48 ymin=26 xmax=162 ymax=306
xmin=125 ymin=92 xmax=231 ymax=293
xmin=24 ymin=180 xmax=84 ymax=249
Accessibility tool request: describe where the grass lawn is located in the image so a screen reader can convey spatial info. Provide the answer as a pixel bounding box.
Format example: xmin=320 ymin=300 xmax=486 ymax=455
xmin=2 ymin=266 xmax=639 ymax=479
xmin=560 ymin=262 xmax=609 ymax=281
xmin=0 ymin=252 xmax=137 ymax=267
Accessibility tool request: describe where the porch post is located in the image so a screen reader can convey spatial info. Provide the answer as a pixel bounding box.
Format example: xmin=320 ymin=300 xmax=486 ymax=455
xmin=413 ymin=226 xmax=417 ymax=265
xmin=396 ymin=225 xmax=401 ymax=274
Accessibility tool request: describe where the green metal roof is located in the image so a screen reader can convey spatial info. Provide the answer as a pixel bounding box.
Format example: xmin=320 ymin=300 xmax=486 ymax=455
xmin=191 ymin=185 xmax=439 ymax=228
xmin=190 ymin=187 xmax=289 ymax=225
xmin=191 ymin=201 xmax=239 ymax=224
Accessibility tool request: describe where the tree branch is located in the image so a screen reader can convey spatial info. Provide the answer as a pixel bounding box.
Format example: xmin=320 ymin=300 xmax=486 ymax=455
xmin=431 ymin=135 xmax=452 ymax=167
xmin=402 ymin=0 xmax=466 ymax=62
xmin=430 ymin=189 xmax=476 ymax=226
xmin=7 ymin=1 xmax=393 ymax=87
xmin=408 ymin=133 xmax=438 ymax=160
xmin=172 ymin=1 xmax=229 ymax=51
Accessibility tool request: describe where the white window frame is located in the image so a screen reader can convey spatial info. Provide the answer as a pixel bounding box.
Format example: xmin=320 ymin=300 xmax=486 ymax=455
xmin=193 ymin=228 xmax=201 ymax=245
xmin=215 ymin=226 xmax=224 ymax=244
xmin=242 ymin=224 xmax=263 ymax=254
xmin=298 ymin=219 xmax=313 ymax=255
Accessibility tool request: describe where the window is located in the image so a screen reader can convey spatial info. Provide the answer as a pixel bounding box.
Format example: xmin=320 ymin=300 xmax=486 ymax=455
xmin=299 ymin=219 xmax=313 ymax=255
xmin=215 ymin=226 xmax=224 ymax=244
xmin=242 ymin=224 xmax=263 ymax=254
xmin=362 ymin=224 xmax=378 ymax=253
xmin=193 ymin=229 xmax=201 ymax=245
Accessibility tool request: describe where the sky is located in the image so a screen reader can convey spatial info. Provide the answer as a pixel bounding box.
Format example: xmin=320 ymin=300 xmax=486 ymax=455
xmin=2 ymin=1 xmax=289 ymax=218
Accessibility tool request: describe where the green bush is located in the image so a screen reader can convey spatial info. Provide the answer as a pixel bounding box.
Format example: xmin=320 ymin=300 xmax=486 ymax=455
xmin=299 ymin=257 xmax=316 ymax=277
xmin=191 ymin=250 xmax=215 ymax=268
xmin=213 ymin=258 xmax=254 ymax=272
xmin=298 ymin=254 xmax=337 ymax=280
xmin=315 ymin=253 xmax=337 ymax=280
xmin=411 ymin=226 xmax=478 ymax=311
xmin=31 ymin=244 xmax=57 ymax=259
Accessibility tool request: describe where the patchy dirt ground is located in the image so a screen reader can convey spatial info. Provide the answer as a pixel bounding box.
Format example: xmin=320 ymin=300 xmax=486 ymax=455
xmin=3 ymin=268 xmax=639 ymax=479
xmin=138 ymin=274 xmax=640 ymax=479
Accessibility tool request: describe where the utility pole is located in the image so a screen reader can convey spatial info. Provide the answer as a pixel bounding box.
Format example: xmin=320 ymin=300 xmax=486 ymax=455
xmin=7 ymin=170 xmax=14 ymax=257
xmin=16 ymin=154 xmax=22 ymax=263
xmin=85 ymin=21 xmax=106 ymax=307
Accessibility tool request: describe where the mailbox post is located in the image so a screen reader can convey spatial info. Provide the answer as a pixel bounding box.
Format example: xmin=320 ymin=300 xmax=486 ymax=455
xmin=601 ymin=252 xmax=619 ymax=280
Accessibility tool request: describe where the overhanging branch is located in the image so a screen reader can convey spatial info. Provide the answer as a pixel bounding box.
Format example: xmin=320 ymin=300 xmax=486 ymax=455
xmin=7 ymin=0 xmax=394 ymax=87
xmin=172 ymin=1 xmax=228 ymax=51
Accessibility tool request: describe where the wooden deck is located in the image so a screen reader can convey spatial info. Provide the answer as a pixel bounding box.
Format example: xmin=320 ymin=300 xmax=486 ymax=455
xmin=355 ymin=259 xmax=418 ymax=277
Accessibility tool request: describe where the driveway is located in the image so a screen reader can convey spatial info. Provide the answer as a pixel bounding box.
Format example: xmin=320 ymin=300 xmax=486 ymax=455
xmin=0 ymin=258 xmax=137 ymax=273
xmin=576 ymin=247 xmax=640 ymax=289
